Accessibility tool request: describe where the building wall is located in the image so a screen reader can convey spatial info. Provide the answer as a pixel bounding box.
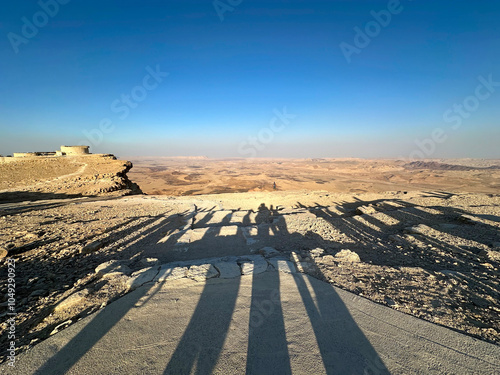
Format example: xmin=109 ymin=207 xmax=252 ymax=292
xmin=13 ymin=152 xmax=36 ymax=158
xmin=8 ymin=146 xmax=91 ymax=159
xmin=60 ymin=146 xmax=90 ymax=155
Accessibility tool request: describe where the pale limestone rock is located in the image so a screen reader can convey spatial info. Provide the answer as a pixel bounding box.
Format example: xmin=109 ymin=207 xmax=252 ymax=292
xmin=239 ymin=259 xmax=268 ymax=275
xmin=80 ymin=240 xmax=103 ymax=254
xmin=356 ymin=205 xmax=377 ymax=215
xmin=334 ymin=249 xmax=361 ymax=263
xmin=126 ymin=267 xmax=159 ymax=291
xmin=55 ymin=289 xmax=90 ymax=312
xmin=309 ymin=248 xmax=325 ymax=258
xmin=187 ymin=264 xmax=219 ymax=281
xmin=269 ymin=259 xmax=297 ymax=273
xmin=154 ymin=266 xmax=188 ymax=283
xmin=139 ymin=258 xmax=159 ymax=267
xmin=259 ymin=247 xmax=280 ymax=258
xmin=214 ymin=261 xmax=241 ymax=278
xmin=95 ymin=260 xmax=131 ymax=277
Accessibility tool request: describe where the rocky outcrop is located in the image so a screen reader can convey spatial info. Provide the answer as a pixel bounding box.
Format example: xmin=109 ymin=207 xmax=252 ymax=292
xmin=0 ymin=154 xmax=143 ymax=202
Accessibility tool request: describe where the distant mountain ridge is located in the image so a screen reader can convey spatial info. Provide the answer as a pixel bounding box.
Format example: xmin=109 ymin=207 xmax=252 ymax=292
xmin=404 ymin=161 xmax=500 ymax=171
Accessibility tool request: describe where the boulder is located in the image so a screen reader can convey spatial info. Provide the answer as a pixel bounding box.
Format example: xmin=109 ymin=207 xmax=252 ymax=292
xmin=139 ymin=257 xmax=159 ymax=267
xmin=458 ymin=214 xmax=480 ymax=224
xmin=55 ymin=289 xmax=90 ymax=312
xmin=95 ymin=260 xmax=131 ymax=278
xmin=80 ymin=240 xmax=103 ymax=254
xmin=299 ymin=262 xmax=316 ymax=273
xmin=319 ymin=255 xmax=335 ymax=265
xmin=388 ymin=235 xmax=405 ymax=243
xmin=486 ymin=250 xmax=500 ymax=262
xmin=309 ymin=248 xmax=325 ymax=258
xmin=333 ymin=249 xmax=361 ymax=263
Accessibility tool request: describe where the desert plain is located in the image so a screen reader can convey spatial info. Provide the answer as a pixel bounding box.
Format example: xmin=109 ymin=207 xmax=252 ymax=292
xmin=0 ymin=155 xmax=499 ymax=372
xmin=126 ymin=157 xmax=500 ymax=196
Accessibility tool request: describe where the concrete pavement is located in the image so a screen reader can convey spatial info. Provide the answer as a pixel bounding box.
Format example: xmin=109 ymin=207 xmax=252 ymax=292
xmin=3 ymin=270 xmax=499 ymax=374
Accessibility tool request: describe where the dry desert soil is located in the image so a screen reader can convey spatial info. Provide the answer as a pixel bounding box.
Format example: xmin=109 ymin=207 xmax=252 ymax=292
xmin=126 ymin=157 xmax=500 ymax=195
xmin=0 ymin=156 xmax=499 ymax=363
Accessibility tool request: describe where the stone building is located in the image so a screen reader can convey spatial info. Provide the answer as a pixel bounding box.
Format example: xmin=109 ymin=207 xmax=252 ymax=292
xmin=12 ymin=145 xmax=90 ymax=158
xmin=59 ymin=145 xmax=90 ymax=155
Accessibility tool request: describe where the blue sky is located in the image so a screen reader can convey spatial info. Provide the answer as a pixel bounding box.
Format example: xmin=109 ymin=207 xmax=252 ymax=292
xmin=1 ymin=0 xmax=499 ymax=158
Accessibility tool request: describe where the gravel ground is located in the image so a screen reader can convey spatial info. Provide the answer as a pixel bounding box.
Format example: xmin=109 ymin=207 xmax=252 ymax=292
xmin=1 ymin=190 xmax=499 ymax=363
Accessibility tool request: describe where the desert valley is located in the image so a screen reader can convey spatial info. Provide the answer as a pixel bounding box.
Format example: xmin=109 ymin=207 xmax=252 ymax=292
xmin=126 ymin=156 xmax=500 ymax=196
xmin=0 ymin=153 xmax=499 ymax=373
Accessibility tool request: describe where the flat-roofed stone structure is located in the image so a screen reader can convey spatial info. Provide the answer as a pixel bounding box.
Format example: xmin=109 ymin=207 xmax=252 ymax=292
xmin=60 ymin=145 xmax=90 ymax=155
xmin=8 ymin=146 xmax=91 ymax=159
xmin=13 ymin=152 xmax=37 ymax=158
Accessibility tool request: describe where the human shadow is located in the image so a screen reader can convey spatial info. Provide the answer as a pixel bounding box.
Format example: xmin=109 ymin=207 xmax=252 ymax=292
xmin=297 ymin=196 xmax=499 ymax=270
xmin=0 ymin=191 xmax=87 ymax=204
xmin=246 ymin=269 xmax=292 ymax=374
xmin=245 ymin=207 xmax=291 ymax=374
xmin=0 ymin=191 xmax=127 ymax=216
xmin=159 ymin=204 xmax=389 ymax=373
xmin=163 ymin=221 xmax=241 ymax=374
xmin=247 ymin=204 xmax=388 ymax=374
xmin=292 ymin=269 xmax=388 ymax=374
xmin=296 ymin=195 xmax=500 ymax=344
xmin=162 ymin=278 xmax=241 ymax=374
xmin=25 ymin=212 xmax=184 ymax=374
xmin=0 ymin=212 xmax=175 ymax=351
xmin=29 ymin=202 xmax=393 ymax=374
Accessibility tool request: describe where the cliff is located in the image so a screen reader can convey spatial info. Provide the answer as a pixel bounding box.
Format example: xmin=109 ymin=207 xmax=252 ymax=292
xmin=0 ymin=154 xmax=142 ymax=202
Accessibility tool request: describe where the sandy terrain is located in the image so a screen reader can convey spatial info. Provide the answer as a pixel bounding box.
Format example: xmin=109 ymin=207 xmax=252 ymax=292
xmin=126 ymin=157 xmax=500 ymax=196
xmin=0 ymin=156 xmax=499 ymax=364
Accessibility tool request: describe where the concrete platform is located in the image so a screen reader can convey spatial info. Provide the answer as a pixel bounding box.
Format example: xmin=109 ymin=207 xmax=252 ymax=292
xmin=3 ymin=271 xmax=499 ymax=374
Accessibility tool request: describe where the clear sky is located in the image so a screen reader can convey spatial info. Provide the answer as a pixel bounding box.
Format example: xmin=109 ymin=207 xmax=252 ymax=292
xmin=1 ymin=1 xmax=499 ymax=159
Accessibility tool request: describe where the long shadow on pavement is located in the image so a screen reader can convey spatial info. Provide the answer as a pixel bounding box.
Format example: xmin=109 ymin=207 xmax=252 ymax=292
xmin=292 ymin=269 xmax=388 ymax=374
xmin=246 ymin=267 xmax=291 ymax=374
xmin=163 ymin=215 xmax=242 ymax=374
xmin=32 ymin=212 xmax=184 ymax=375
xmin=33 ymin=203 xmax=393 ymax=374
